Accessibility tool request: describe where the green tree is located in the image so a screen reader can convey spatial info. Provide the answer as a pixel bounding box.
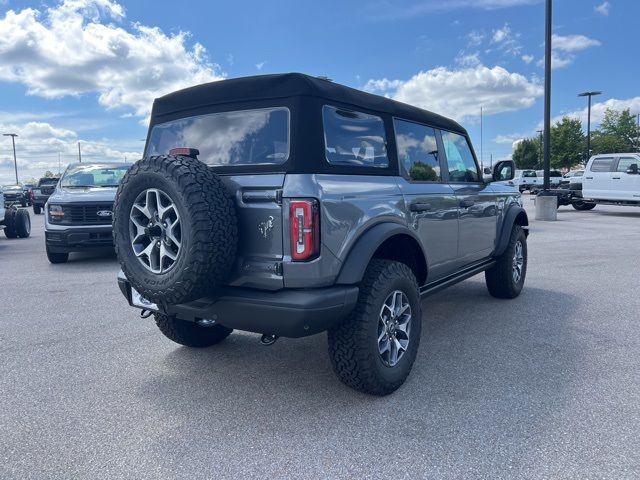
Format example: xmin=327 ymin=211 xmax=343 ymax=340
xmin=591 ymin=108 xmax=640 ymax=154
xmin=550 ymin=117 xmax=584 ymax=170
xmin=512 ymin=138 xmax=540 ymax=169
xmin=409 ymin=161 xmax=438 ymax=181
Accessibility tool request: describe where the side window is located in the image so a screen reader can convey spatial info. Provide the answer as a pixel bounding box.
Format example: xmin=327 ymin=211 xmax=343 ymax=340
xmin=617 ymin=157 xmax=638 ymax=173
xmin=441 ymin=130 xmax=479 ymax=182
xmin=393 ymin=119 xmax=441 ymax=181
xmin=322 ymin=106 xmax=388 ymax=168
xmin=590 ymin=158 xmax=614 ymax=172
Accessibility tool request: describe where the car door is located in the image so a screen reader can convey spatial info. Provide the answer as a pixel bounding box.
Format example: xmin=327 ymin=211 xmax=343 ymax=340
xmin=393 ymin=119 xmax=459 ymax=282
xmin=583 ymin=156 xmax=615 ymax=199
xmin=612 ymin=156 xmax=640 ymax=201
xmin=440 ymin=129 xmax=498 ymax=267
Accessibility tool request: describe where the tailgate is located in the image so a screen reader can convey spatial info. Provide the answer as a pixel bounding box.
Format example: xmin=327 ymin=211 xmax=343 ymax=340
xmin=220 ymin=174 xmax=285 ymax=290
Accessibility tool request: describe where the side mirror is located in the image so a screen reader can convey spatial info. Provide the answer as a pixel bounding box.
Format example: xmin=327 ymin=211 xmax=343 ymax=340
xmin=492 ymin=160 xmax=515 ymax=182
xmin=626 ymin=163 xmax=638 ymax=174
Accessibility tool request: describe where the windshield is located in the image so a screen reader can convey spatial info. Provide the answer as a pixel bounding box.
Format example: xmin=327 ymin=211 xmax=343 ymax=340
xmin=146 ymin=107 xmax=290 ymax=166
xmin=60 ymin=164 xmax=128 ymax=187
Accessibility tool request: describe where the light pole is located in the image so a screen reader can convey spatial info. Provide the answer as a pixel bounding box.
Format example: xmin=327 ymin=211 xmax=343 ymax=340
xmin=3 ymin=133 xmax=19 ymax=184
xmin=578 ymin=91 xmax=602 ymax=163
xmin=536 ymin=129 xmax=544 ymax=168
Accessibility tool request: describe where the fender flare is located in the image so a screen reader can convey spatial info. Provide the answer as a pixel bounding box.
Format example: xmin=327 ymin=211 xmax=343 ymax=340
xmin=335 ymin=223 xmax=427 ymax=285
xmin=494 ymin=205 xmax=529 ymax=257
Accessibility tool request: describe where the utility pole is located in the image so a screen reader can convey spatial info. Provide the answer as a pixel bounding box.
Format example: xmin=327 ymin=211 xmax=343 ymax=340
xmin=636 ymin=113 xmax=640 ymax=152
xmin=78 ymin=141 xmax=82 ymax=163
xmin=58 ymin=152 xmax=61 ymax=174
xmin=3 ymin=133 xmax=19 ymax=184
xmin=480 ymin=106 xmax=484 ymax=171
xmin=578 ymin=91 xmax=601 ymax=163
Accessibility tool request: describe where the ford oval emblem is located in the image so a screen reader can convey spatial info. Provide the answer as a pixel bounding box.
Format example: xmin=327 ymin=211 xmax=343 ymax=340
xmin=97 ymin=210 xmax=113 ymax=217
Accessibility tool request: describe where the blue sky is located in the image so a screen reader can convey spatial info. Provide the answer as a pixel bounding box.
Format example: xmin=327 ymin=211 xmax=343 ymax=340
xmin=1 ymin=0 xmax=638 ymax=182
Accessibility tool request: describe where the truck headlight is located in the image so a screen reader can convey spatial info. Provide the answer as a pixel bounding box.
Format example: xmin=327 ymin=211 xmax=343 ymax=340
xmin=48 ymin=204 xmax=65 ymax=222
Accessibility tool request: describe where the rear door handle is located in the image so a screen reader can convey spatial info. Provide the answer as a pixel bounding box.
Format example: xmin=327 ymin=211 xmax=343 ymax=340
xmin=585 ymin=176 xmax=594 ymax=179
xmin=409 ymin=202 xmax=432 ymax=212
xmin=459 ymin=199 xmax=475 ymax=208
xmin=612 ymin=177 xmax=621 ymax=180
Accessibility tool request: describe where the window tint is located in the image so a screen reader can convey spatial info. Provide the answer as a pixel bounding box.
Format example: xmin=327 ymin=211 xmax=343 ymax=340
xmin=441 ymin=131 xmax=479 ymax=182
xmin=617 ymin=157 xmax=638 ymax=172
xmin=393 ymin=119 xmax=441 ymax=181
xmin=522 ymin=170 xmax=536 ymax=177
xmin=147 ymin=107 xmax=289 ymax=166
xmin=590 ymin=158 xmax=614 ymax=172
xmin=323 ymin=106 xmax=388 ymax=168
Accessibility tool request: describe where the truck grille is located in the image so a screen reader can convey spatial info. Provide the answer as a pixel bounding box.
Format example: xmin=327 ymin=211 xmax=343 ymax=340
xmin=62 ymin=203 xmax=114 ymax=225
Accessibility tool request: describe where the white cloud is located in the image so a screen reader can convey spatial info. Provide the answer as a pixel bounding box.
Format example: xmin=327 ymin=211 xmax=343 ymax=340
xmin=492 ymin=24 xmax=511 ymax=43
xmin=255 ymin=61 xmax=266 ymax=71
xmin=521 ymin=54 xmax=534 ymax=64
xmin=549 ymin=97 xmax=640 ymax=127
xmin=367 ymin=0 xmax=540 ymax=20
xmin=594 ymin=1 xmax=611 ymax=16
xmin=456 ymin=51 xmax=481 ymax=67
xmin=0 ymin=118 xmax=141 ymax=183
xmin=467 ymin=30 xmax=485 ymax=47
xmin=0 ymin=0 xmax=224 ymax=120
xmin=364 ymin=65 xmax=542 ymax=121
xmin=494 ymin=134 xmax=526 ymax=144
xmin=537 ymin=33 xmax=601 ymax=69
xmin=552 ymin=34 xmax=601 ymax=52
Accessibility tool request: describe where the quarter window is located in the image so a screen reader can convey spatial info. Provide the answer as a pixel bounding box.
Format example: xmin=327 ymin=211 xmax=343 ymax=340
xmin=617 ymin=157 xmax=638 ymax=172
xmin=590 ymin=158 xmax=614 ymax=172
xmin=323 ymin=106 xmax=389 ymax=168
xmin=393 ymin=119 xmax=441 ymax=181
xmin=441 ymin=131 xmax=479 ymax=182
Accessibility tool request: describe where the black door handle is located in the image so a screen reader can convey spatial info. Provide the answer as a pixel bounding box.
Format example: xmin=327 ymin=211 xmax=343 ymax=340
xmin=585 ymin=176 xmax=594 ymax=179
xmin=409 ymin=202 xmax=432 ymax=212
xmin=459 ymin=199 xmax=475 ymax=208
xmin=612 ymin=177 xmax=621 ymax=180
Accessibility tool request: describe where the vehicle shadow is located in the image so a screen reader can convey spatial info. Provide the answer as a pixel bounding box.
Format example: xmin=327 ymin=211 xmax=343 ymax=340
xmin=64 ymin=248 xmax=117 ymax=264
xmin=135 ymin=281 xmax=584 ymax=472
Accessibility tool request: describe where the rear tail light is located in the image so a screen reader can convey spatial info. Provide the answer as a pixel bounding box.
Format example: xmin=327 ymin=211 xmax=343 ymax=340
xmin=290 ymin=199 xmax=320 ymax=261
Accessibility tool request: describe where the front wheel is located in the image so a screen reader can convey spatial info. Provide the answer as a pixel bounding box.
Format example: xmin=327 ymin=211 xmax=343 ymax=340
xmin=155 ymin=313 xmax=232 ymax=348
xmin=328 ymin=259 xmax=422 ymax=396
xmin=33 ymin=205 xmax=42 ymax=215
xmin=485 ymin=225 xmax=527 ymax=299
xmin=46 ymin=245 xmax=69 ymax=264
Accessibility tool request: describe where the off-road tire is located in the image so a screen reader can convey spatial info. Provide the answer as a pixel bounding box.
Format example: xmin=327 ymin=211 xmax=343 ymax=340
xmin=46 ymin=245 xmax=69 ymax=264
xmin=155 ymin=313 xmax=232 ymax=348
xmin=113 ymin=155 xmax=238 ymax=305
xmin=328 ymin=259 xmax=422 ymax=396
xmin=33 ymin=205 xmax=42 ymax=215
xmin=485 ymin=225 xmax=527 ymax=299
xmin=15 ymin=209 xmax=31 ymax=238
xmin=3 ymin=209 xmax=18 ymax=238
xmin=572 ymin=201 xmax=596 ymax=211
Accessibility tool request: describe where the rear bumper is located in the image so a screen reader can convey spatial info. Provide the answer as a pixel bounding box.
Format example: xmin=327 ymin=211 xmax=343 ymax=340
xmin=45 ymin=226 xmax=114 ymax=252
xmin=118 ymin=275 xmax=359 ymax=338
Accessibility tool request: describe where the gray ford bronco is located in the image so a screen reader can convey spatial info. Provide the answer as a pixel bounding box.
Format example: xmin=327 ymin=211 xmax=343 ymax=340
xmin=114 ymin=73 xmax=528 ymax=395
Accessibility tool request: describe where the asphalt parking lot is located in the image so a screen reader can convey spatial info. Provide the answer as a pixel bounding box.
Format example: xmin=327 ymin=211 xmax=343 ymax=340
xmin=1 ymin=199 xmax=639 ymax=479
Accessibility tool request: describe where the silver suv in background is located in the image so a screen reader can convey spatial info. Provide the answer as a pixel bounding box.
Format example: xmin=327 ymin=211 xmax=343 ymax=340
xmin=45 ymin=162 xmax=128 ymax=263
xmin=113 ymin=73 xmax=529 ymax=395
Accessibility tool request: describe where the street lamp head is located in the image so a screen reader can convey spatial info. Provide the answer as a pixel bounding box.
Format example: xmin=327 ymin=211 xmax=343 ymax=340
xmin=578 ymin=91 xmax=602 ymax=97
xmin=3 ymin=133 xmax=18 ymax=137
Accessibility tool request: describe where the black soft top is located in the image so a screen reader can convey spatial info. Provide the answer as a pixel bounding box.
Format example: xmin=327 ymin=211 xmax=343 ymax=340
xmin=151 ymin=73 xmax=465 ymax=134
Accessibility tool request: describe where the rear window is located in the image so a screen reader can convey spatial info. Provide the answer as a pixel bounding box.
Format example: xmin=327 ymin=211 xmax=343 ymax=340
xmin=322 ymin=106 xmax=389 ymax=168
xmin=38 ymin=178 xmax=59 ymax=187
xmin=146 ymin=107 xmax=290 ymax=166
xmin=590 ymin=158 xmax=614 ymax=172
xmin=523 ymin=171 xmax=536 ymax=177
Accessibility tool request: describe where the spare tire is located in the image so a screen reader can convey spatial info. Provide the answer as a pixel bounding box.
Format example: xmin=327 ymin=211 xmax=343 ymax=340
xmin=113 ymin=155 xmax=238 ymax=305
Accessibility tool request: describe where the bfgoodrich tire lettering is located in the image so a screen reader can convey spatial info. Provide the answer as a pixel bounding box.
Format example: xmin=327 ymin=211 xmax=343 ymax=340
xmin=113 ymin=155 xmax=238 ymax=305
xmin=328 ymin=259 xmax=422 ymax=396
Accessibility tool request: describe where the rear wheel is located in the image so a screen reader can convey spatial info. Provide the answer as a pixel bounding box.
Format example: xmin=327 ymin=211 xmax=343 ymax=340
xmin=485 ymin=225 xmax=527 ymax=299
xmin=33 ymin=205 xmax=41 ymax=215
xmin=328 ymin=259 xmax=422 ymax=396
xmin=3 ymin=209 xmax=18 ymax=238
xmin=46 ymin=245 xmax=69 ymax=264
xmin=15 ymin=209 xmax=31 ymax=238
xmin=155 ymin=313 xmax=232 ymax=348
xmin=572 ymin=201 xmax=596 ymax=211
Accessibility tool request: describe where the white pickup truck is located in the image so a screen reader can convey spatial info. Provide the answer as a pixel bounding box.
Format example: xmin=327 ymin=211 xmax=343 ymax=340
xmin=529 ymin=169 xmax=563 ymax=193
xmin=575 ymin=153 xmax=640 ymax=209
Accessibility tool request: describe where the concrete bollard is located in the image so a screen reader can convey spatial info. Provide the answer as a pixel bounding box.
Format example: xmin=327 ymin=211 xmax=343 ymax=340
xmin=535 ymin=194 xmax=557 ymax=221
